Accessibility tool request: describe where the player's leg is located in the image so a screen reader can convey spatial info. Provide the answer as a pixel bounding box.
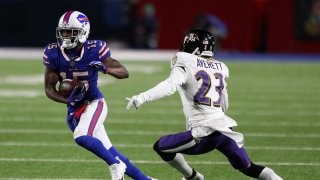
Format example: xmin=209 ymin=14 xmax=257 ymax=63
xmin=153 ymin=131 xmax=220 ymax=179
xmin=73 ymin=99 xmax=126 ymax=179
xmin=216 ymin=133 xmax=283 ymax=180
xmin=90 ymin=100 xmax=156 ymax=180
xmin=108 ymin=145 xmax=157 ymax=180
xmin=95 ymin=123 xmax=153 ymax=180
xmin=73 ymin=99 xmax=120 ymax=165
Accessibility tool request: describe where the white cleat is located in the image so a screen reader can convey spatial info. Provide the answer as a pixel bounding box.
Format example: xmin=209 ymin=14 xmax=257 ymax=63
xmin=109 ymin=157 xmax=127 ymax=180
xmin=182 ymin=169 xmax=204 ymax=180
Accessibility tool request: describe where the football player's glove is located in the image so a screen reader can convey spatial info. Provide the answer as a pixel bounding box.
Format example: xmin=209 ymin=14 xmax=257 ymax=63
xmin=67 ymin=86 xmax=86 ymax=106
xmin=126 ymin=96 xmax=143 ymax=110
xmin=88 ymin=61 xmax=107 ymax=74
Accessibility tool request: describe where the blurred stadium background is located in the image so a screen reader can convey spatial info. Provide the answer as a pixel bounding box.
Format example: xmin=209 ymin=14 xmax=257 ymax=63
xmin=0 ymin=0 xmax=320 ymax=179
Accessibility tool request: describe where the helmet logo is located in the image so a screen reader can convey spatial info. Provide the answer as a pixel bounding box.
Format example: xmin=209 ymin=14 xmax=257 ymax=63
xmin=186 ymin=33 xmax=199 ymax=42
xmin=77 ymin=14 xmax=89 ymax=25
xmin=188 ymin=33 xmax=199 ymax=42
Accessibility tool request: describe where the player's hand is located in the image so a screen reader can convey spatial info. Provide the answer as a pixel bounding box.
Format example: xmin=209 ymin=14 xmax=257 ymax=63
xmin=88 ymin=61 xmax=107 ymax=74
xmin=126 ymin=96 xmax=143 ymax=110
xmin=67 ymin=105 xmax=77 ymax=114
xmin=67 ymin=86 xmax=86 ymax=106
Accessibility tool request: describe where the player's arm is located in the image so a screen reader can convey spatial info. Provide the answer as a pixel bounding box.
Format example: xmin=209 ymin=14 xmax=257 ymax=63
xmin=127 ymin=66 xmax=187 ymax=109
xmin=44 ymin=67 xmax=68 ymax=104
xmin=103 ymin=56 xmax=129 ymax=79
xmin=220 ymin=64 xmax=229 ymax=112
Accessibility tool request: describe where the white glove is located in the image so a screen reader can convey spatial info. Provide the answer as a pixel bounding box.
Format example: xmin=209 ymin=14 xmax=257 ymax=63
xmin=126 ymin=96 xmax=143 ymax=110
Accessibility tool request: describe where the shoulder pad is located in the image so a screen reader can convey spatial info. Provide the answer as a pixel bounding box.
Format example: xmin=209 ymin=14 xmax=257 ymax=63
xmin=171 ymin=52 xmax=186 ymax=69
xmin=92 ymin=40 xmax=111 ymax=60
xmin=171 ymin=55 xmax=178 ymax=66
xmin=43 ymin=43 xmax=59 ymax=68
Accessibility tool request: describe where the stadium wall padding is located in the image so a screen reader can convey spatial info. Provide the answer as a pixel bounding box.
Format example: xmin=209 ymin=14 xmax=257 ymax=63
xmin=137 ymin=0 xmax=320 ymax=54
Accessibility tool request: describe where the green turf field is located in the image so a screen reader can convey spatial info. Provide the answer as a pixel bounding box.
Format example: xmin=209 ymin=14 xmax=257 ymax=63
xmin=0 ymin=59 xmax=319 ymax=180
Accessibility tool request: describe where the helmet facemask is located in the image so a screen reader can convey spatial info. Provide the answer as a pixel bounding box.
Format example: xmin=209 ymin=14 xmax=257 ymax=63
xmin=56 ymin=27 xmax=85 ymax=49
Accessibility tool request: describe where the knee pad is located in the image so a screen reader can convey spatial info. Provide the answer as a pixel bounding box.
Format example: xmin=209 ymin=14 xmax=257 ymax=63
xmin=239 ymin=162 xmax=265 ymax=178
xmin=75 ymin=136 xmax=92 ymax=148
xmin=153 ymin=140 xmax=176 ymax=162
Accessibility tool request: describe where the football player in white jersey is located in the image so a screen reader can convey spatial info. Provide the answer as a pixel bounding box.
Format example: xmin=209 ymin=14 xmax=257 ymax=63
xmin=126 ymin=29 xmax=283 ymax=180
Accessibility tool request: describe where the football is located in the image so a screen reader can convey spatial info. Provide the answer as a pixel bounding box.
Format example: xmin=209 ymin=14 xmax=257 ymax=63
xmin=58 ymin=79 xmax=84 ymax=98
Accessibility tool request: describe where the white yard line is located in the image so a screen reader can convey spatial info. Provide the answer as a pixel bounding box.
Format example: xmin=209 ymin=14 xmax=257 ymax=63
xmin=0 ymin=158 xmax=319 ymax=166
xmin=0 ymin=107 xmax=319 ymax=116
xmin=0 ymin=90 xmax=43 ymax=97
xmin=0 ymin=128 xmax=319 ymax=138
xmin=1 ymin=117 xmax=320 ymax=128
xmin=0 ymin=48 xmax=176 ymax=61
xmin=0 ymin=142 xmax=319 ymax=151
xmin=0 ymin=179 xmax=106 ymax=180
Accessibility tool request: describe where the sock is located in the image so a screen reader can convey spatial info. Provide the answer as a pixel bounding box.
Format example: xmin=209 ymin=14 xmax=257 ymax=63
xmin=168 ymin=153 xmax=193 ymax=178
xmin=240 ymin=162 xmax=264 ymax=178
xmin=109 ymin=147 xmax=150 ymax=180
xmin=75 ymin=136 xmax=118 ymax=165
xmin=258 ymin=167 xmax=283 ymax=180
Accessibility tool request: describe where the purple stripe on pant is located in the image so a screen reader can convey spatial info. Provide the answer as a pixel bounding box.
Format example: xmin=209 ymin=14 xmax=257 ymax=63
xmin=156 ymin=130 xmax=251 ymax=169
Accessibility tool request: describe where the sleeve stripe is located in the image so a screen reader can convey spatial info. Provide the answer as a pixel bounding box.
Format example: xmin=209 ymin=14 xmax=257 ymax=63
xmin=98 ymin=42 xmax=107 ymax=54
xmin=99 ymin=47 xmax=109 ymax=59
xmin=176 ymin=66 xmax=186 ymax=72
xmin=43 ymin=59 xmax=49 ymax=64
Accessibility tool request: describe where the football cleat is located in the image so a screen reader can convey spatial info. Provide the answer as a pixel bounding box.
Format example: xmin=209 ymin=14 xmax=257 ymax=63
xmin=109 ymin=157 xmax=127 ymax=180
xmin=182 ymin=169 xmax=204 ymax=180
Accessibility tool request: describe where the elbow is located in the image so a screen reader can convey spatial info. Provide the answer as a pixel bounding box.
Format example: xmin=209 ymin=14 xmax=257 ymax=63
xmin=45 ymin=87 xmax=51 ymax=98
xmin=45 ymin=87 xmax=56 ymax=100
xmin=108 ymin=68 xmax=129 ymax=79
xmin=123 ymin=72 xmax=129 ymax=79
xmin=123 ymin=68 xmax=129 ymax=78
xmin=118 ymin=69 xmax=129 ymax=79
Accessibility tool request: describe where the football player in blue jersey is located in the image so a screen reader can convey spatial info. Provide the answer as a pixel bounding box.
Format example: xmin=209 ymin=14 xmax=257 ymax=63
xmin=43 ymin=11 xmax=157 ymax=180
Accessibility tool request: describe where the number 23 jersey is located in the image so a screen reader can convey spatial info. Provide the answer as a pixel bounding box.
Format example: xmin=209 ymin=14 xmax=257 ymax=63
xmin=172 ymin=52 xmax=236 ymax=130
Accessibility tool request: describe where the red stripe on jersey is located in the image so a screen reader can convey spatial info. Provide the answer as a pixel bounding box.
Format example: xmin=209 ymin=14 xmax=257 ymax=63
xmin=43 ymin=59 xmax=49 ymax=64
xmin=74 ymin=103 xmax=88 ymax=120
xmin=99 ymin=42 xmax=107 ymax=54
xmin=87 ymin=101 xmax=103 ymax=136
xmin=99 ymin=48 xmax=110 ymax=59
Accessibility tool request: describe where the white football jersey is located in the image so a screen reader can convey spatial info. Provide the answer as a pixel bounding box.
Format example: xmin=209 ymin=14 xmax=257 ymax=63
xmin=137 ymin=52 xmax=244 ymax=147
xmin=171 ymin=52 xmax=236 ymax=130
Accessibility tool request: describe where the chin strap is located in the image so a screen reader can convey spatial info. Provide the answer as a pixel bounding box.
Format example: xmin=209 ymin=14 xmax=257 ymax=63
xmin=200 ymin=51 xmax=213 ymax=57
xmin=61 ymin=39 xmax=74 ymax=50
xmin=192 ymin=47 xmax=199 ymax=55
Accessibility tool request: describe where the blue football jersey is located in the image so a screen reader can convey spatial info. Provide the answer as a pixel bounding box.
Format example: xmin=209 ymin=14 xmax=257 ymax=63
xmin=43 ymin=40 xmax=111 ymax=101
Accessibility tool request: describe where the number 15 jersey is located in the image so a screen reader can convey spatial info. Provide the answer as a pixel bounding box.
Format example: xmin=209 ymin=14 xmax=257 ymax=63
xmin=42 ymin=40 xmax=111 ymax=101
